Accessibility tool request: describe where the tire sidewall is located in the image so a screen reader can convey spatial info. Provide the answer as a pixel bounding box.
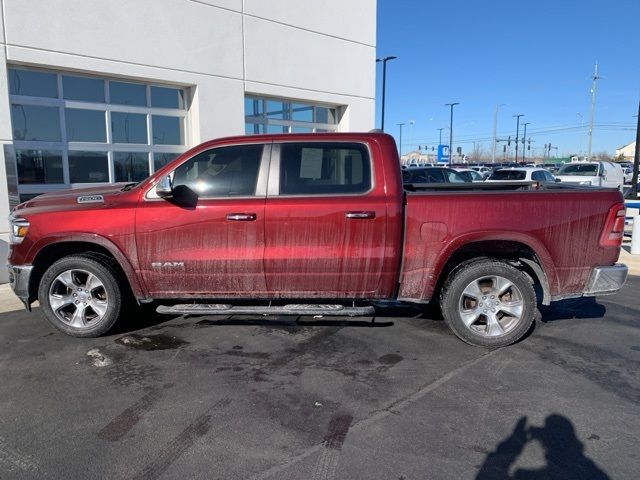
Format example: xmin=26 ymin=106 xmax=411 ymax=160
xmin=38 ymin=255 xmax=122 ymax=337
xmin=441 ymin=260 xmax=536 ymax=348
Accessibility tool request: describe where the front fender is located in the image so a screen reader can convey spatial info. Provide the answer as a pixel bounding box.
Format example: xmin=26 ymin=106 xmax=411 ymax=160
xmin=26 ymin=233 xmax=147 ymax=300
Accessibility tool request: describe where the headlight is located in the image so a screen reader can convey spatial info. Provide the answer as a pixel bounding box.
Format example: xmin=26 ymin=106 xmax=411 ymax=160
xmin=9 ymin=215 xmax=29 ymax=244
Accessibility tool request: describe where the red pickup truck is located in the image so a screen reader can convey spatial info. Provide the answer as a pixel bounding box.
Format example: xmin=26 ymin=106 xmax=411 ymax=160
xmin=7 ymin=133 xmax=628 ymax=347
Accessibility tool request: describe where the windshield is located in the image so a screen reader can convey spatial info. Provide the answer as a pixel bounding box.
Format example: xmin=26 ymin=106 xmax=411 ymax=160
xmin=489 ymin=170 xmax=526 ymax=181
xmin=558 ymin=164 xmax=598 ymax=176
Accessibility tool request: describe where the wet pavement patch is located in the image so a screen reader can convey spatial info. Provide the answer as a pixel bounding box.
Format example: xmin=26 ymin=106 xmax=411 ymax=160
xmin=378 ymin=353 xmax=403 ymax=365
xmin=115 ymin=333 xmax=188 ymax=351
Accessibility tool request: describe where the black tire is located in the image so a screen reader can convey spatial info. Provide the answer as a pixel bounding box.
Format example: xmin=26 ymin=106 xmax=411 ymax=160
xmin=38 ymin=254 xmax=124 ymax=337
xmin=440 ymin=259 xmax=536 ymax=348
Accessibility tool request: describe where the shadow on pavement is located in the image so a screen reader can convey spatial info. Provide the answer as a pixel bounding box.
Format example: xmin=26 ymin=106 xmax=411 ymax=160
xmin=476 ymin=415 xmax=610 ymax=480
xmin=538 ymin=297 xmax=606 ymax=322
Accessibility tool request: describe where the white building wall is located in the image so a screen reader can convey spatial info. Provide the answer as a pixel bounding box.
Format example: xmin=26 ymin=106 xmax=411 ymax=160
xmin=0 ymin=0 xmax=377 ymax=282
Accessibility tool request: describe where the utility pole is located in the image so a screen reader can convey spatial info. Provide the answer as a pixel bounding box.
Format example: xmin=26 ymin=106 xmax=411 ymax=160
xmin=376 ymin=56 xmax=397 ymax=131
xmin=587 ymin=62 xmax=600 ymax=159
xmin=408 ymin=120 xmax=415 ymax=153
xmin=521 ymin=122 xmax=530 ymax=163
xmin=438 ymin=127 xmax=445 ymax=145
xmin=513 ymin=114 xmax=524 ymax=162
xmin=577 ymin=112 xmax=584 ymax=158
xmin=397 ymin=122 xmax=405 ymax=156
xmin=632 ymin=100 xmax=640 ymax=198
xmin=492 ymin=104 xmax=506 ymax=163
xmin=445 ymin=102 xmax=459 ymax=166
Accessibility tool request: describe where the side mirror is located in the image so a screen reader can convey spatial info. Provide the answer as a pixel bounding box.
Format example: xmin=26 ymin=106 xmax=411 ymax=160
xmin=156 ymin=175 xmax=173 ymax=198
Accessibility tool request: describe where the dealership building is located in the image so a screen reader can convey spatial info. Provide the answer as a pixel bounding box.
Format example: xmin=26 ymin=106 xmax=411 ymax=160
xmin=0 ymin=0 xmax=377 ymax=281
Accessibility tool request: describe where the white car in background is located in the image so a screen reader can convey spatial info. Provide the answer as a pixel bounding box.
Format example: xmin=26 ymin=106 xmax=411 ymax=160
xmin=469 ymin=166 xmax=492 ymax=179
xmin=452 ymin=168 xmax=485 ymax=182
xmin=486 ymin=167 xmax=557 ymax=183
xmin=555 ymin=162 xmax=624 ymax=191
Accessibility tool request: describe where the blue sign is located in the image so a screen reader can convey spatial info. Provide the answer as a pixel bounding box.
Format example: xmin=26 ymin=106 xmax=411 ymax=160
xmin=437 ymin=144 xmax=450 ymax=163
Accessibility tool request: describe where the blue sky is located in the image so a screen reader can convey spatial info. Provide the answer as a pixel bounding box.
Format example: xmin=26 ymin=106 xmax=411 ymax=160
xmin=375 ymin=0 xmax=640 ymax=157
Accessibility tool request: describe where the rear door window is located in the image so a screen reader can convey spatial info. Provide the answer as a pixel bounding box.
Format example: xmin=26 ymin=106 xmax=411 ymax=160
xmin=279 ymin=143 xmax=371 ymax=195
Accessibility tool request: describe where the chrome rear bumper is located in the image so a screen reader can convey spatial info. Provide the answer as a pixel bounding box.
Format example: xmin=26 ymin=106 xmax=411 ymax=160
xmin=7 ymin=264 xmax=33 ymax=310
xmin=583 ymin=264 xmax=628 ymax=296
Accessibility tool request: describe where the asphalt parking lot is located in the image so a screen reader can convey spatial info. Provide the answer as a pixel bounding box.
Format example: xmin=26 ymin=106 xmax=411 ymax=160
xmin=1 ymin=277 xmax=639 ymax=480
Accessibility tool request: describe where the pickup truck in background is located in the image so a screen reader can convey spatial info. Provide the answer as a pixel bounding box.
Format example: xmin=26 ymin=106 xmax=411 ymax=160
xmin=7 ymin=133 xmax=628 ymax=347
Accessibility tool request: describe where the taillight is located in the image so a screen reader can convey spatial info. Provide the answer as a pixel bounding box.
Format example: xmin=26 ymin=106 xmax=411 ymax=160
xmin=599 ymin=205 xmax=626 ymax=247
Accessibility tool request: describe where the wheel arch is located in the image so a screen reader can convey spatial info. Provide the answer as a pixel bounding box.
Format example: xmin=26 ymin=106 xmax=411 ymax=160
xmin=27 ymin=236 xmax=146 ymax=304
xmin=432 ymin=236 xmax=554 ymax=306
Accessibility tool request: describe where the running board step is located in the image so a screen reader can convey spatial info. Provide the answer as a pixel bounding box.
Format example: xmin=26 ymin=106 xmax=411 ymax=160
xmin=156 ymin=303 xmax=375 ymax=316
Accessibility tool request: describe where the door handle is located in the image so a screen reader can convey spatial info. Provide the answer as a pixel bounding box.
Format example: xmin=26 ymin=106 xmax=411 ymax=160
xmin=345 ymin=211 xmax=375 ymax=219
xmin=226 ymin=213 xmax=257 ymax=221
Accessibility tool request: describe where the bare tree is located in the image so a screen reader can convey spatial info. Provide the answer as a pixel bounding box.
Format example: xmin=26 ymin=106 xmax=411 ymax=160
xmin=595 ymin=151 xmax=613 ymax=161
xmin=470 ymin=142 xmax=486 ymax=162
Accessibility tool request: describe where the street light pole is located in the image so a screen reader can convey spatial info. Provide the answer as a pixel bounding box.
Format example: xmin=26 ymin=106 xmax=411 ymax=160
xmin=397 ymin=122 xmax=405 ymax=156
xmin=587 ymin=62 xmax=600 ymax=160
xmin=492 ymin=104 xmax=506 ymax=164
xmin=376 ymin=56 xmax=397 ymax=131
xmin=577 ymin=112 xmax=584 ymax=158
xmin=438 ymin=128 xmax=445 ymax=145
xmin=521 ymin=122 xmax=530 ymax=163
xmin=513 ymin=114 xmax=524 ymax=162
xmin=445 ymin=102 xmax=459 ymax=165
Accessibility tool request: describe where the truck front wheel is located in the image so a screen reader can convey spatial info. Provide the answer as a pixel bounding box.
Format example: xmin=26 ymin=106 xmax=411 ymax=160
xmin=440 ymin=259 xmax=536 ymax=347
xmin=38 ymin=254 xmax=124 ymax=337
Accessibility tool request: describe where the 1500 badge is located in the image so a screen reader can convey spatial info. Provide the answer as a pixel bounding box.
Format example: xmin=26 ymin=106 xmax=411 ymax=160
xmin=76 ymin=195 xmax=104 ymax=204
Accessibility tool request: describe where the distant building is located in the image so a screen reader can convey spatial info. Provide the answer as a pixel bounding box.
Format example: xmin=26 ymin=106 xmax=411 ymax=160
xmin=615 ymin=141 xmax=636 ymax=160
xmin=400 ymin=150 xmax=435 ymax=165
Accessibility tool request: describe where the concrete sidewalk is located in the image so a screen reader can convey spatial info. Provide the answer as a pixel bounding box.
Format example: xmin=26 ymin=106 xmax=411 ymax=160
xmin=621 ymin=238 xmax=640 ymax=276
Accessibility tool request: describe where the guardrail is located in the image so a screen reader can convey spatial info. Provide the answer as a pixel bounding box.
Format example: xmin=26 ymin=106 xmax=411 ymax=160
xmin=625 ymin=200 xmax=640 ymax=255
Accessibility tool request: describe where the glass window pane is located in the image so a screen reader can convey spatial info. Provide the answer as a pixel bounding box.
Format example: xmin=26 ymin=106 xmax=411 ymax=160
xmin=8 ymin=69 xmax=58 ymax=98
xmin=266 ymin=124 xmax=288 ymax=134
xmin=292 ymin=103 xmax=313 ymax=122
xmin=266 ymin=100 xmax=287 ymax=119
xmin=315 ymin=107 xmax=336 ymax=124
xmin=152 ymin=115 xmax=183 ymax=145
xmin=11 ymin=104 xmax=61 ymax=142
xmin=109 ymin=81 xmax=146 ymax=106
xmin=150 ymin=86 xmax=184 ymax=109
xmin=68 ymin=151 xmax=109 ymax=183
xmin=114 ymin=152 xmax=149 ymax=182
xmin=279 ymin=143 xmax=371 ymax=195
xmin=19 ymin=193 xmax=42 ymax=203
xmin=16 ymin=149 xmax=64 ymax=184
xmin=63 ymin=75 xmax=105 ymax=102
xmin=244 ymin=97 xmax=263 ymax=117
xmin=173 ymin=144 xmax=263 ymax=197
xmin=153 ymin=152 xmax=181 ymax=172
xmin=65 ymin=108 xmax=106 ymax=142
xmin=111 ymin=112 xmax=148 ymax=143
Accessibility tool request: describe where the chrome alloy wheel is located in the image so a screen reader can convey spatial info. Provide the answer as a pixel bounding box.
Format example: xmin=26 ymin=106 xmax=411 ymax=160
xmin=48 ymin=269 xmax=108 ymax=329
xmin=458 ymin=275 xmax=524 ymax=337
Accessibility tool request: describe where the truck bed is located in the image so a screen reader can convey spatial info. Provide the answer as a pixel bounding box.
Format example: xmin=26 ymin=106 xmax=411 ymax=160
xmin=399 ymin=186 xmax=623 ymax=302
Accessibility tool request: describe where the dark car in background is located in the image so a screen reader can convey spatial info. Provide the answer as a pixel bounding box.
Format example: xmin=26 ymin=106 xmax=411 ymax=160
xmin=402 ymin=167 xmax=468 ymax=184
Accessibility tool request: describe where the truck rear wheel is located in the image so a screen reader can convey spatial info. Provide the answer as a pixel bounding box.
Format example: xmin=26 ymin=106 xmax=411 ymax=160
xmin=38 ymin=254 xmax=124 ymax=337
xmin=440 ymin=259 xmax=536 ymax=347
